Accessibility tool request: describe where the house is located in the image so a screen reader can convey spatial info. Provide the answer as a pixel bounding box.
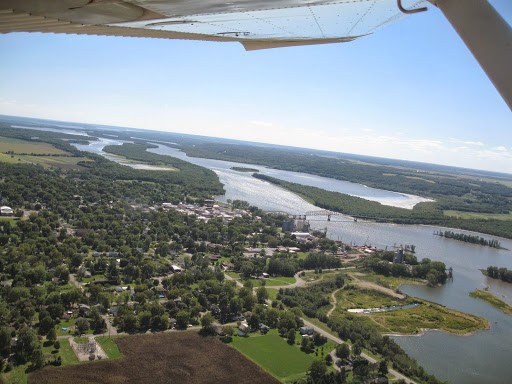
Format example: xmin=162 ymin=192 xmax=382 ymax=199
xmin=299 ymin=326 xmax=314 ymax=335
xmin=238 ymin=322 xmax=249 ymax=336
xmin=0 ymin=206 xmax=13 ymax=216
xmin=208 ymin=255 xmax=221 ymax=262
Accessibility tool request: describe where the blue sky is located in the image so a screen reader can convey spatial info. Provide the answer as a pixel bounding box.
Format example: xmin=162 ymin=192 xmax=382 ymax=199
xmin=0 ymin=1 xmax=511 ymax=173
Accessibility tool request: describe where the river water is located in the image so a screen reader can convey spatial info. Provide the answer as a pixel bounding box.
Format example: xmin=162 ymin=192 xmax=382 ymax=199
xmin=74 ymin=139 xmax=512 ymax=384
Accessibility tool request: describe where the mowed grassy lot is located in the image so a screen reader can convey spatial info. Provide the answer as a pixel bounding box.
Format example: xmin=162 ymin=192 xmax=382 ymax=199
xmin=28 ymin=332 xmax=279 ymax=384
xmin=95 ymin=337 xmax=122 ymax=359
xmin=230 ymin=330 xmax=333 ymax=382
xmin=1 ymin=339 xmax=79 ymax=384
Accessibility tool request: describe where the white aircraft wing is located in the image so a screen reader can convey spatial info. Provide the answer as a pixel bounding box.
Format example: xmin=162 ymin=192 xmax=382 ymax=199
xmin=0 ymin=0 xmax=424 ymax=49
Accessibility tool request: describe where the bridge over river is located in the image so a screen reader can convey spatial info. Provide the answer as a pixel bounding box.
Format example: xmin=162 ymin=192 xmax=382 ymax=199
xmin=267 ymin=209 xmax=361 ymax=222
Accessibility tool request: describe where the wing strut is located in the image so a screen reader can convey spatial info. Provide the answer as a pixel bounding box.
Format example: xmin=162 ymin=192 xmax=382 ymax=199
xmin=429 ymin=0 xmax=512 ymax=110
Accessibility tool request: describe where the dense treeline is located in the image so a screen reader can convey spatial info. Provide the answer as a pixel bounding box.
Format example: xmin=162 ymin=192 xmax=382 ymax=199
xmin=486 ymin=266 xmax=512 ymax=283
xmin=174 ymin=140 xmax=512 ymax=215
xmin=278 ymin=275 xmax=344 ymax=318
xmin=253 ymin=174 xmax=512 ymax=239
xmin=363 ymin=255 xmax=448 ymax=287
xmin=435 ymin=230 xmax=502 ymax=249
xmin=103 ymin=142 xmax=224 ymax=195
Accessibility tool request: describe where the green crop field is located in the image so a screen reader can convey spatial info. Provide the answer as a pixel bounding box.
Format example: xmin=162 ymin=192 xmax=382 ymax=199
xmin=0 ymin=136 xmax=86 ymax=169
xmin=0 ymin=136 xmax=69 ymax=155
xmin=230 ymin=330 xmax=331 ymax=382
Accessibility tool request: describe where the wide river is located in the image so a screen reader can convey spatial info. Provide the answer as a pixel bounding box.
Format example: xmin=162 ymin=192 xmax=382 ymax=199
xmin=75 ymin=139 xmax=512 ymax=384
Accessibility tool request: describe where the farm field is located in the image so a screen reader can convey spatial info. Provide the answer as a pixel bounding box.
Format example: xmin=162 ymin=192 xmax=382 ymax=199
xmin=230 ymin=330 xmax=334 ymax=382
xmin=0 ymin=137 xmax=69 ymax=155
xmin=0 ymin=136 xmax=85 ymax=169
xmin=28 ymin=331 xmax=279 ymax=384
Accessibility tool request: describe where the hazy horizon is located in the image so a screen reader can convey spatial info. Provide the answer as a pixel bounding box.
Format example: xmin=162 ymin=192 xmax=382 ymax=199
xmin=3 ymin=113 xmax=512 ymax=178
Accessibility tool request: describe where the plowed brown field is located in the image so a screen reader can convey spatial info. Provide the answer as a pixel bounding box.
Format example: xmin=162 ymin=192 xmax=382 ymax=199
xmin=29 ymin=332 xmax=279 ymax=384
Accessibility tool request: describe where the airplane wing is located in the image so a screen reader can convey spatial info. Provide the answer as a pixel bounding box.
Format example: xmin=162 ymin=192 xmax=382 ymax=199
xmin=0 ymin=0 xmax=510 ymax=109
xmin=0 ymin=0 xmax=424 ymax=50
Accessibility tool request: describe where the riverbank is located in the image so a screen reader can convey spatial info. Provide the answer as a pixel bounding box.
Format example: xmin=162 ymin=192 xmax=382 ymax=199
xmin=252 ymin=173 xmax=512 ymax=239
xmin=470 ymin=289 xmax=512 ymax=316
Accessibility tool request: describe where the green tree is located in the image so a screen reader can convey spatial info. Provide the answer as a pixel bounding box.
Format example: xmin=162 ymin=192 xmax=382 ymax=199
xmin=308 ymin=360 xmax=327 ymax=383
xmin=200 ymin=312 xmax=215 ymax=335
xmin=15 ymin=327 xmax=39 ymax=364
xmin=256 ymin=286 xmax=268 ymax=304
xmin=287 ymin=329 xmax=296 ymax=345
xmin=176 ymin=310 xmax=190 ymax=329
xmin=75 ymin=317 xmax=90 ymax=335
xmin=336 ymin=343 xmax=350 ymax=360
xmin=378 ymin=360 xmax=389 ymax=376
xmin=46 ymin=328 xmax=57 ymax=343
xmin=0 ymin=326 xmax=12 ymax=357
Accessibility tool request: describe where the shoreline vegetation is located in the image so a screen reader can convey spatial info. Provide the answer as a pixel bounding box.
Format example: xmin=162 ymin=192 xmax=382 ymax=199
xmin=482 ymin=266 xmax=512 ymax=283
xmin=252 ymin=173 xmax=512 ymax=239
xmin=470 ymin=289 xmax=512 ymax=315
xmin=434 ymin=230 xmax=503 ymax=249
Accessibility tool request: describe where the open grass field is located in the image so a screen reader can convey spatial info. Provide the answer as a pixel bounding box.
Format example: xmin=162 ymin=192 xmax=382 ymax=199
xmin=351 ymin=272 xmax=424 ymax=290
xmin=331 ymin=286 xmax=488 ymax=335
xmin=369 ymin=301 xmax=488 ymax=335
xmin=95 ymin=337 xmax=121 ymax=359
xmin=0 ymin=137 xmax=69 ymax=155
xmin=0 ymin=137 xmax=86 ymax=169
xmin=334 ymin=286 xmax=411 ymax=312
xmin=267 ymin=288 xmax=278 ymax=300
xmin=0 ymin=340 xmax=79 ymax=384
xmin=230 ymin=330 xmax=333 ymax=382
xmin=470 ymin=289 xmax=512 ymax=315
xmin=28 ymin=331 xmax=279 ymax=384
xmin=443 ymin=210 xmax=512 ymax=221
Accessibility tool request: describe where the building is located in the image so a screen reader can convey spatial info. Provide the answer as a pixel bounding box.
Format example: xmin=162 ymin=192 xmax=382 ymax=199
xmin=282 ymin=219 xmax=294 ymax=232
xmin=393 ymin=249 xmax=405 ymax=264
xmin=299 ymin=326 xmax=314 ymax=335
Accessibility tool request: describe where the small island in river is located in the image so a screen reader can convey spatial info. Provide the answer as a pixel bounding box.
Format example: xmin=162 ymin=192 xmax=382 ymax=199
xmin=470 ymin=289 xmax=512 ymax=316
xmin=231 ymin=166 xmax=259 ymax=172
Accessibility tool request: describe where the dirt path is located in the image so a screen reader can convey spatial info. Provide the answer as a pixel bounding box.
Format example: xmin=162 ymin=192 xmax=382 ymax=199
xmin=349 ymin=273 xmax=406 ymax=300
xmin=326 ymin=288 xmax=342 ymax=318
